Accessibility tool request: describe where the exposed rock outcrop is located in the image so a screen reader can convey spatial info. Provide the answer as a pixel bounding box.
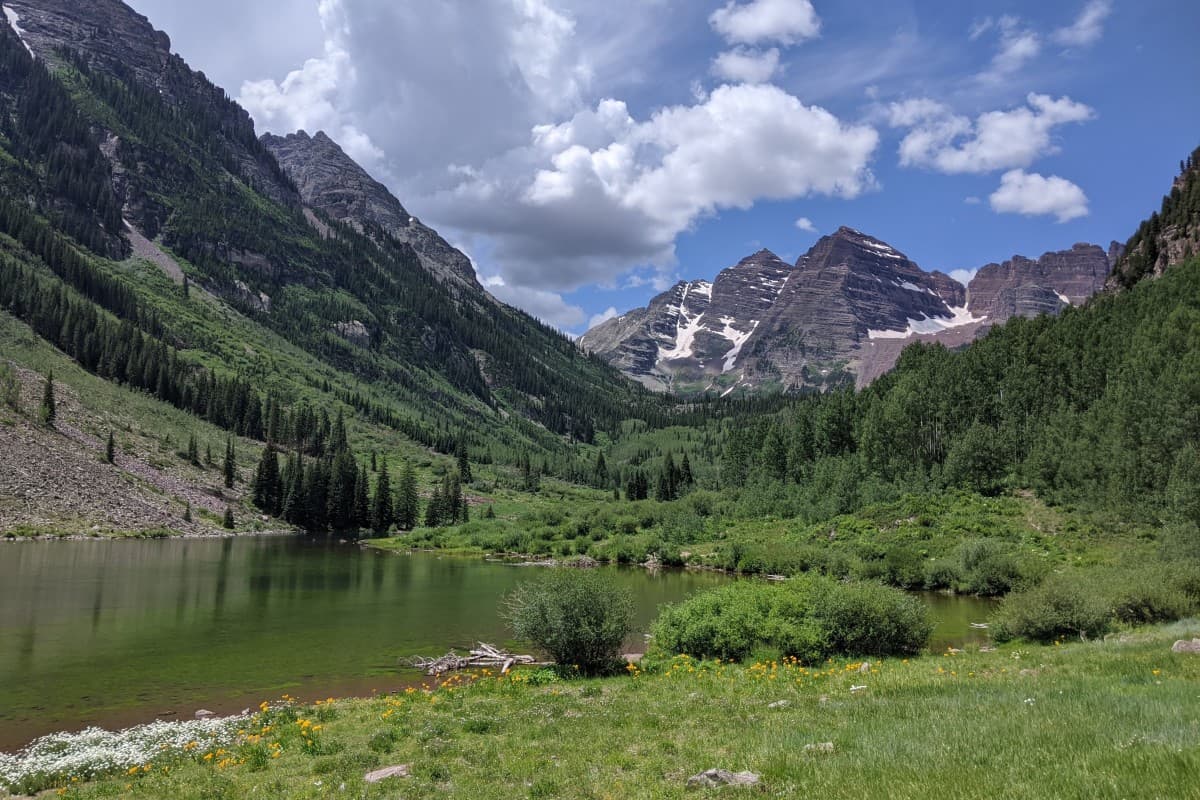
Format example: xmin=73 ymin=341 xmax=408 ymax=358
xmin=965 ymin=243 xmax=1110 ymax=321
xmin=261 ymin=130 xmax=481 ymax=291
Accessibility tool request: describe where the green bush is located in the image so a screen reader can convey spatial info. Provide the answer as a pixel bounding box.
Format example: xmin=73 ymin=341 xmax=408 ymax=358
xmin=957 ymin=540 xmax=1026 ymax=596
xmin=1104 ymin=564 xmax=1199 ymax=624
xmin=502 ymin=570 xmax=634 ymax=675
xmin=651 ymin=577 xmax=930 ymax=663
xmin=992 ymin=574 xmax=1112 ymax=642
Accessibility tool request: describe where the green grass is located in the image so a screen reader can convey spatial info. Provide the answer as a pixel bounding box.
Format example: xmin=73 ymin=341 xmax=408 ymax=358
xmin=17 ymin=621 xmax=1199 ymax=799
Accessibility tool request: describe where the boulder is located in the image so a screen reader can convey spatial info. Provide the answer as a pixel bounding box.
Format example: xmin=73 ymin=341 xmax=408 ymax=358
xmin=803 ymin=742 xmax=835 ymax=754
xmin=686 ymin=769 xmax=761 ymax=790
xmin=364 ymin=765 xmax=411 ymax=783
xmin=193 ymin=709 xmax=215 ymax=720
xmin=767 ymin=700 xmax=789 ymax=709
xmin=1172 ymin=639 xmax=1200 ymax=654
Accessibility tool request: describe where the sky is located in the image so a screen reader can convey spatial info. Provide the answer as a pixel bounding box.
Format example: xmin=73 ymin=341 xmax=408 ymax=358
xmin=127 ymin=0 xmax=1200 ymax=334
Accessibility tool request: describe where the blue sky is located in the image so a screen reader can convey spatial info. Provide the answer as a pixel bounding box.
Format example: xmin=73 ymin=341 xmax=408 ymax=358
xmin=130 ymin=0 xmax=1200 ymax=334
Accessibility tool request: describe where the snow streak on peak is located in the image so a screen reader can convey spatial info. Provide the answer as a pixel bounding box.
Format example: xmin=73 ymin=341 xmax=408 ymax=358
xmin=3 ymin=5 xmax=33 ymax=58
xmin=866 ymin=305 xmax=985 ymax=340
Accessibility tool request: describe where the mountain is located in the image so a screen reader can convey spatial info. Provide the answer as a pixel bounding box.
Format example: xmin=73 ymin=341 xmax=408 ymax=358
xmin=0 ymin=0 xmax=663 ymax=501
xmin=1108 ymin=147 xmax=1200 ymax=289
xmin=260 ymin=130 xmax=480 ymax=291
xmin=582 ymin=227 xmax=1113 ymax=393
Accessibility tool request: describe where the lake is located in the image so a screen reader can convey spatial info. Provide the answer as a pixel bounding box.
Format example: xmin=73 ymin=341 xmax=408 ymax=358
xmin=0 ymin=536 xmax=994 ymax=750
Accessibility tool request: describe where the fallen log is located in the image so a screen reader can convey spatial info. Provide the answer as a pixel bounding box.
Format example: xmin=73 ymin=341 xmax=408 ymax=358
xmin=406 ymin=642 xmax=541 ymax=675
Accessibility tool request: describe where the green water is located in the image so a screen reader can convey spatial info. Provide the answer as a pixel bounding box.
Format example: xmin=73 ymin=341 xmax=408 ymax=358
xmin=0 ymin=537 xmax=996 ymax=750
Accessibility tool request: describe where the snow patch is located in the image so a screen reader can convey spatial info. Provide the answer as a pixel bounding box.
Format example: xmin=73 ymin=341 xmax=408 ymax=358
xmin=3 ymin=5 xmax=33 ymax=58
xmin=867 ymin=305 xmax=985 ymax=340
xmin=861 ymin=240 xmax=905 ymax=259
xmin=720 ymin=320 xmax=758 ymax=372
xmin=659 ymin=311 xmax=707 ymax=362
xmin=1056 ymin=292 xmax=1072 ymax=306
xmin=690 ymin=280 xmax=713 ymax=298
xmin=896 ymin=280 xmax=936 ymax=295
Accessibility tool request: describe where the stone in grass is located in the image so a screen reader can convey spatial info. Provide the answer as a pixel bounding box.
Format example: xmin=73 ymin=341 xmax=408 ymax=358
xmin=804 ymin=742 xmax=835 ymax=754
xmin=1172 ymin=639 xmax=1200 ymax=654
xmin=194 ymin=709 xmax=216 ymax=720
xmin=364 ymin=765 xmax=411 ymax=783
xmin=686 ymin=769 xmax=761 ymax=789
xmin=767 ymin=700 xmax=789 ymax=709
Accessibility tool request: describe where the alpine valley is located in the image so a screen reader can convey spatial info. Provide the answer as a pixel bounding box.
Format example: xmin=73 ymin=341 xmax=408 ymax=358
xmin=2 ymin=1 xmax=1200 ymax=798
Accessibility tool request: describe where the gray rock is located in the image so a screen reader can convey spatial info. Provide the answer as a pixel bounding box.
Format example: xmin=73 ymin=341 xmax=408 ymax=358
xmin=858 ymin=661 xmax=871 ymax=674
xmin=194 ymin=709 xmax=215 ymax=720
xmin=966 ymin=243 xmax=1110 ymax=321
xmin=1172 ymin=639 xmax=1200 ymax=653
xmin=803 ymin=742 xmax=835 ymax=754
xmin=364 ymin=765 xmax=411 ymax=783
xmin=767 ymin=700 xmax=789 ymax=709
xmin=686 ymin=769 xmax=761 ymax=789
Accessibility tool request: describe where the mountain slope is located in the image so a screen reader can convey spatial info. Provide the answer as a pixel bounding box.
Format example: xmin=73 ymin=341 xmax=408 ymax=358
xmin=583 ymin=226 xmax=1112 ymax=394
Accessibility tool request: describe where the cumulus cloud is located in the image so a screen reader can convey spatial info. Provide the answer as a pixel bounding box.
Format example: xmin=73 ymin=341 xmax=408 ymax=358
xmin=481 ymin=275 xmax=588 ymax=329
xmin=428 ymin=84 xmax=878 ymax=292
xmin=890 ymin=93 xmax=1093 ymax=175
xmin=989 ymin=169 xmax=1089 ymax=222
xmin=588 ymin=306 xmax=620 ymax=328
xmin=711 ymin=47 xmax=781 ymax=83
xmin=949 ymin=268 xmax=978 ymax=285
xmin=710 ymin=0 xmax=820 ymax=46
xmin=794 ymin=216 xmax=817 ymax=232
xmin=1053 ymin=0 xmax=1113 ymax=47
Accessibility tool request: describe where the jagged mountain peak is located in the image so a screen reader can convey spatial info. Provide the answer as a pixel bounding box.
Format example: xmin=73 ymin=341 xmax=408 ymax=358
xmin=261 ymin=129 xmax=481 ymax=290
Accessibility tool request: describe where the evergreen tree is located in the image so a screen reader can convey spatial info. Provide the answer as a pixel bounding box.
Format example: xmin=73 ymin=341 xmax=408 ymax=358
xmin=282 ymin=454 xmax=304 ymax=524
xmin=105 ymin=431 xmax=115 ymax=464
xmin=223 ymin=438 xmax=236 ymax=488
xmin=205 ymin=442 xmax=214 ymax=466
xmin=370 ymin=450 xmax=377 ymax=472
xmin=186 ymin=433 xmax=199 ymax=466
xmin=396 ymin=460 xmax=419 ymax=530
xmin=424 ymin=483 xmax=444 ymax=527
xmin=594 ymin=452 xmax=609 ymax=487
xmin=680 ymin=453 xmax=694 ymax=487
xmin=39 ymin=370 xmax=55 ymax=427
xmin=252 ymin=444 xmax=282 ymax=515
xmin=456 ymin=440 xmax=472 ymax=483
xmin=484 ymin=504 xmax=496 ymax=519
xmin=353 ymin=463 xmax=370 ymax=530
xmin=372 ymin=457 xmax=394 ymax=535
xmin=183 ymin=503 xmax=192 ymax=523
xmin=331 ymin=409 xmax=348 ymax=454
xmin=327 ymin=449 xmax=358 ymax=530
xmin=222 ymin=507 xmax=235 ymax=530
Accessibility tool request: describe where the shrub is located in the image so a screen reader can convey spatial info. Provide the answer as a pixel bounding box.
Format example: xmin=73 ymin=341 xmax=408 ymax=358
xmin=651 ymin=577 xmax=930 ymax=663
xmin=502 ymin=570 xmax=634 ymax=675
xmin=992 ymin=574 xmax=1112 ymax=642
xmin=0 ymin=362 xmax=19 ymax=411
xmin=957 ymin=540 xmax=1026 ymax=596
xmin=1104 ymin=564 xmax=1199 ymax=624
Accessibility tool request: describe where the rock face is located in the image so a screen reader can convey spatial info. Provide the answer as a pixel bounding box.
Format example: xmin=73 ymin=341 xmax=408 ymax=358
xmin=966 ymin=243 xmax=1111 ymax=321
xmin=583 ymin=227 xmax=1112 ymax=394
xmin=261 ymin=131 xmax=480 ymax=290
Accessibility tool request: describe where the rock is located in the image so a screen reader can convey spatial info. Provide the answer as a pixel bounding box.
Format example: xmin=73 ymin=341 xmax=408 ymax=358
xmin=333 ymin=320 xmax=371 ymax=348
xmin=767 ymin=700 xmax=789 ymax=709
xmin=849 ymin=685 xmax=868 ymax=694
xmin=194 ymin=709 xmax=215 ymax=720
xmin=858 ymin=661 xmax=871 ymax=674
xmin=803 ymin=742 xmax=835 ymax=754
xmin=262 ymin=131 xmax=481 ymax=291
xmin=364 ymin=765 xmax=411 ymax=783
xmin=686 ymin=769 xmax=761 ymax=789
xmin=1172 ymin=639 xmax=1200 ymax=653
xmin=967 ymin=243 xmax=1110 ymax=322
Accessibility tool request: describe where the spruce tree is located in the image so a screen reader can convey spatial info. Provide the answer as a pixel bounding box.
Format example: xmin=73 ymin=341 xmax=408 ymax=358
xmin=282 ymin=454 xmax=304 ymax=524
xmin=223 ymin=438 xmax=236 ymax=488
xmin=331 ymin=409 xmax=348 ymax=454
xmin=39 ymin=370 xmax=55 ymax=428
xmin=252 ymin=444 xmax=282 ymax=515
xmin=222 ymin=507 xmax=235 ymax=530
xmin=353 ymin=463 xmax=370 ymax=530
xmin=680 ymin=453 xmax=694 ymax=487
xmin=484 ymin=504 xmax=496 ymax=519
xmin=594 ymin=452 xmax=609 ymax=487
xmin=327 ymin=450 xmax=358 ymax=530
xmin=396 ymin=460 xmax=418 ymax=530
xmin=456 ymin=440 xmax=472 ymax=483
xmin=424 ymin=484 xmax=443 ymax=527
xmin=371 ymin=457 xmax=394 ymax=535
xmin=183 ymin=503 xmax=192 ymax=523
xmin=105 ymin=431 xmax=115 ymax=464
xmin=186 ymin=433 xmax=199 ymax=466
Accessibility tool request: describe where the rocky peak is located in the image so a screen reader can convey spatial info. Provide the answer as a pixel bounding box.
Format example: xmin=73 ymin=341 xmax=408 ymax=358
xmin=966 ymin=243 xmax=1111 ymax=321
xmin=261 ymin=130 xmax=480 ymax=291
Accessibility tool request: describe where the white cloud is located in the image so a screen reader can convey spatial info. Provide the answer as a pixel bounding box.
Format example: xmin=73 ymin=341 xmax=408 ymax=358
xmin=950 ymin=268 xmax=978 ymax=285
xmin=588 ymin=306 xmax=620 ymax=328
xmin=710 ymin=0 xmax=820 ymax=46
xmin=963 ymin=196 xmax=981 ymax=205
xmin=794 ymin=216 xmax=817 ymax=232
xmin=975 ymin=15 xmax=1041 ymax=83
xmin=989 ymin=169 xmax=1089 ymax=222
xmin=890 ymin=93 xmax=1093 ymax=175
xmin=711 ymin=47 xmax=781 ymax=84
xmin=1053 ymin=0 xmax=1113 ymax=47
xmin=429 ymin=83 xmax=878 ymax=292
xmin=481 ymin=274 xmax=588 ymax=329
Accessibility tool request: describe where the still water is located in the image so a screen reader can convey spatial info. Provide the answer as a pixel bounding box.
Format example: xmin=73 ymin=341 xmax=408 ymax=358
xmin=0 ymin=537 xmax=994 ymax=750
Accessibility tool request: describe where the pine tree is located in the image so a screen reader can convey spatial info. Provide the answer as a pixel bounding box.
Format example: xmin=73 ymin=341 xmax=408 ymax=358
xmin=594 ymin=452 xmax=609 ymax=487
xmin=424 ymin=483 xmax=443 ymax=528
xmin=456 ymin=440 xmax=472 ymax=483
xmin=484 ymin=504 xmax=496 ymax=519
xmin=205 ymin=442 xmax=214 ymax=466
xmin=327 ymin=449 xmax=358 ymax=530
xmin=39 ymin=370 xmax=55 ymax=427
xmin=186 ymin=433 xmax=199 ymax=466
xmin=252 ymin=444 xmax=282 ymax=515
xmin=680 ymin=453 xmax=694 ymax=488
xmin=331 ymin=409 xmax=348 ymax=454
xmin=223 ymin=438 xmax=236 ymax=488
xmin=396 ymin=460 xmax=418 ymax=530
xmin=105 ymin=431 xmax=115 ymax=464
xmin=371 ymin=457 xmax=394 ymax=535
xmin=183 ymin=503 xmax=192 ymax=523
xmin=282 ymin=454 xmax=305 ymax=524
xmin=370 ymin=450 xmax=377 ymax=472
xmin=353 ymin=463 xmax=370 ymax=530
xmin=222 ymin=507 xmax=235 ymax=530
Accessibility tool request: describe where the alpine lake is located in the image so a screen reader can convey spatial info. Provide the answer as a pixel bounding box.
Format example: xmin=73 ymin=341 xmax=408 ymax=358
xmin=0 ymin=536 xmax=995 ymax=750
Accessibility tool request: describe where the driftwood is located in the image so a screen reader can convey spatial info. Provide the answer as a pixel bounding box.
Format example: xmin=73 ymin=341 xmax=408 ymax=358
xmin=407 ymin=642 xmax=542 ymax=676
